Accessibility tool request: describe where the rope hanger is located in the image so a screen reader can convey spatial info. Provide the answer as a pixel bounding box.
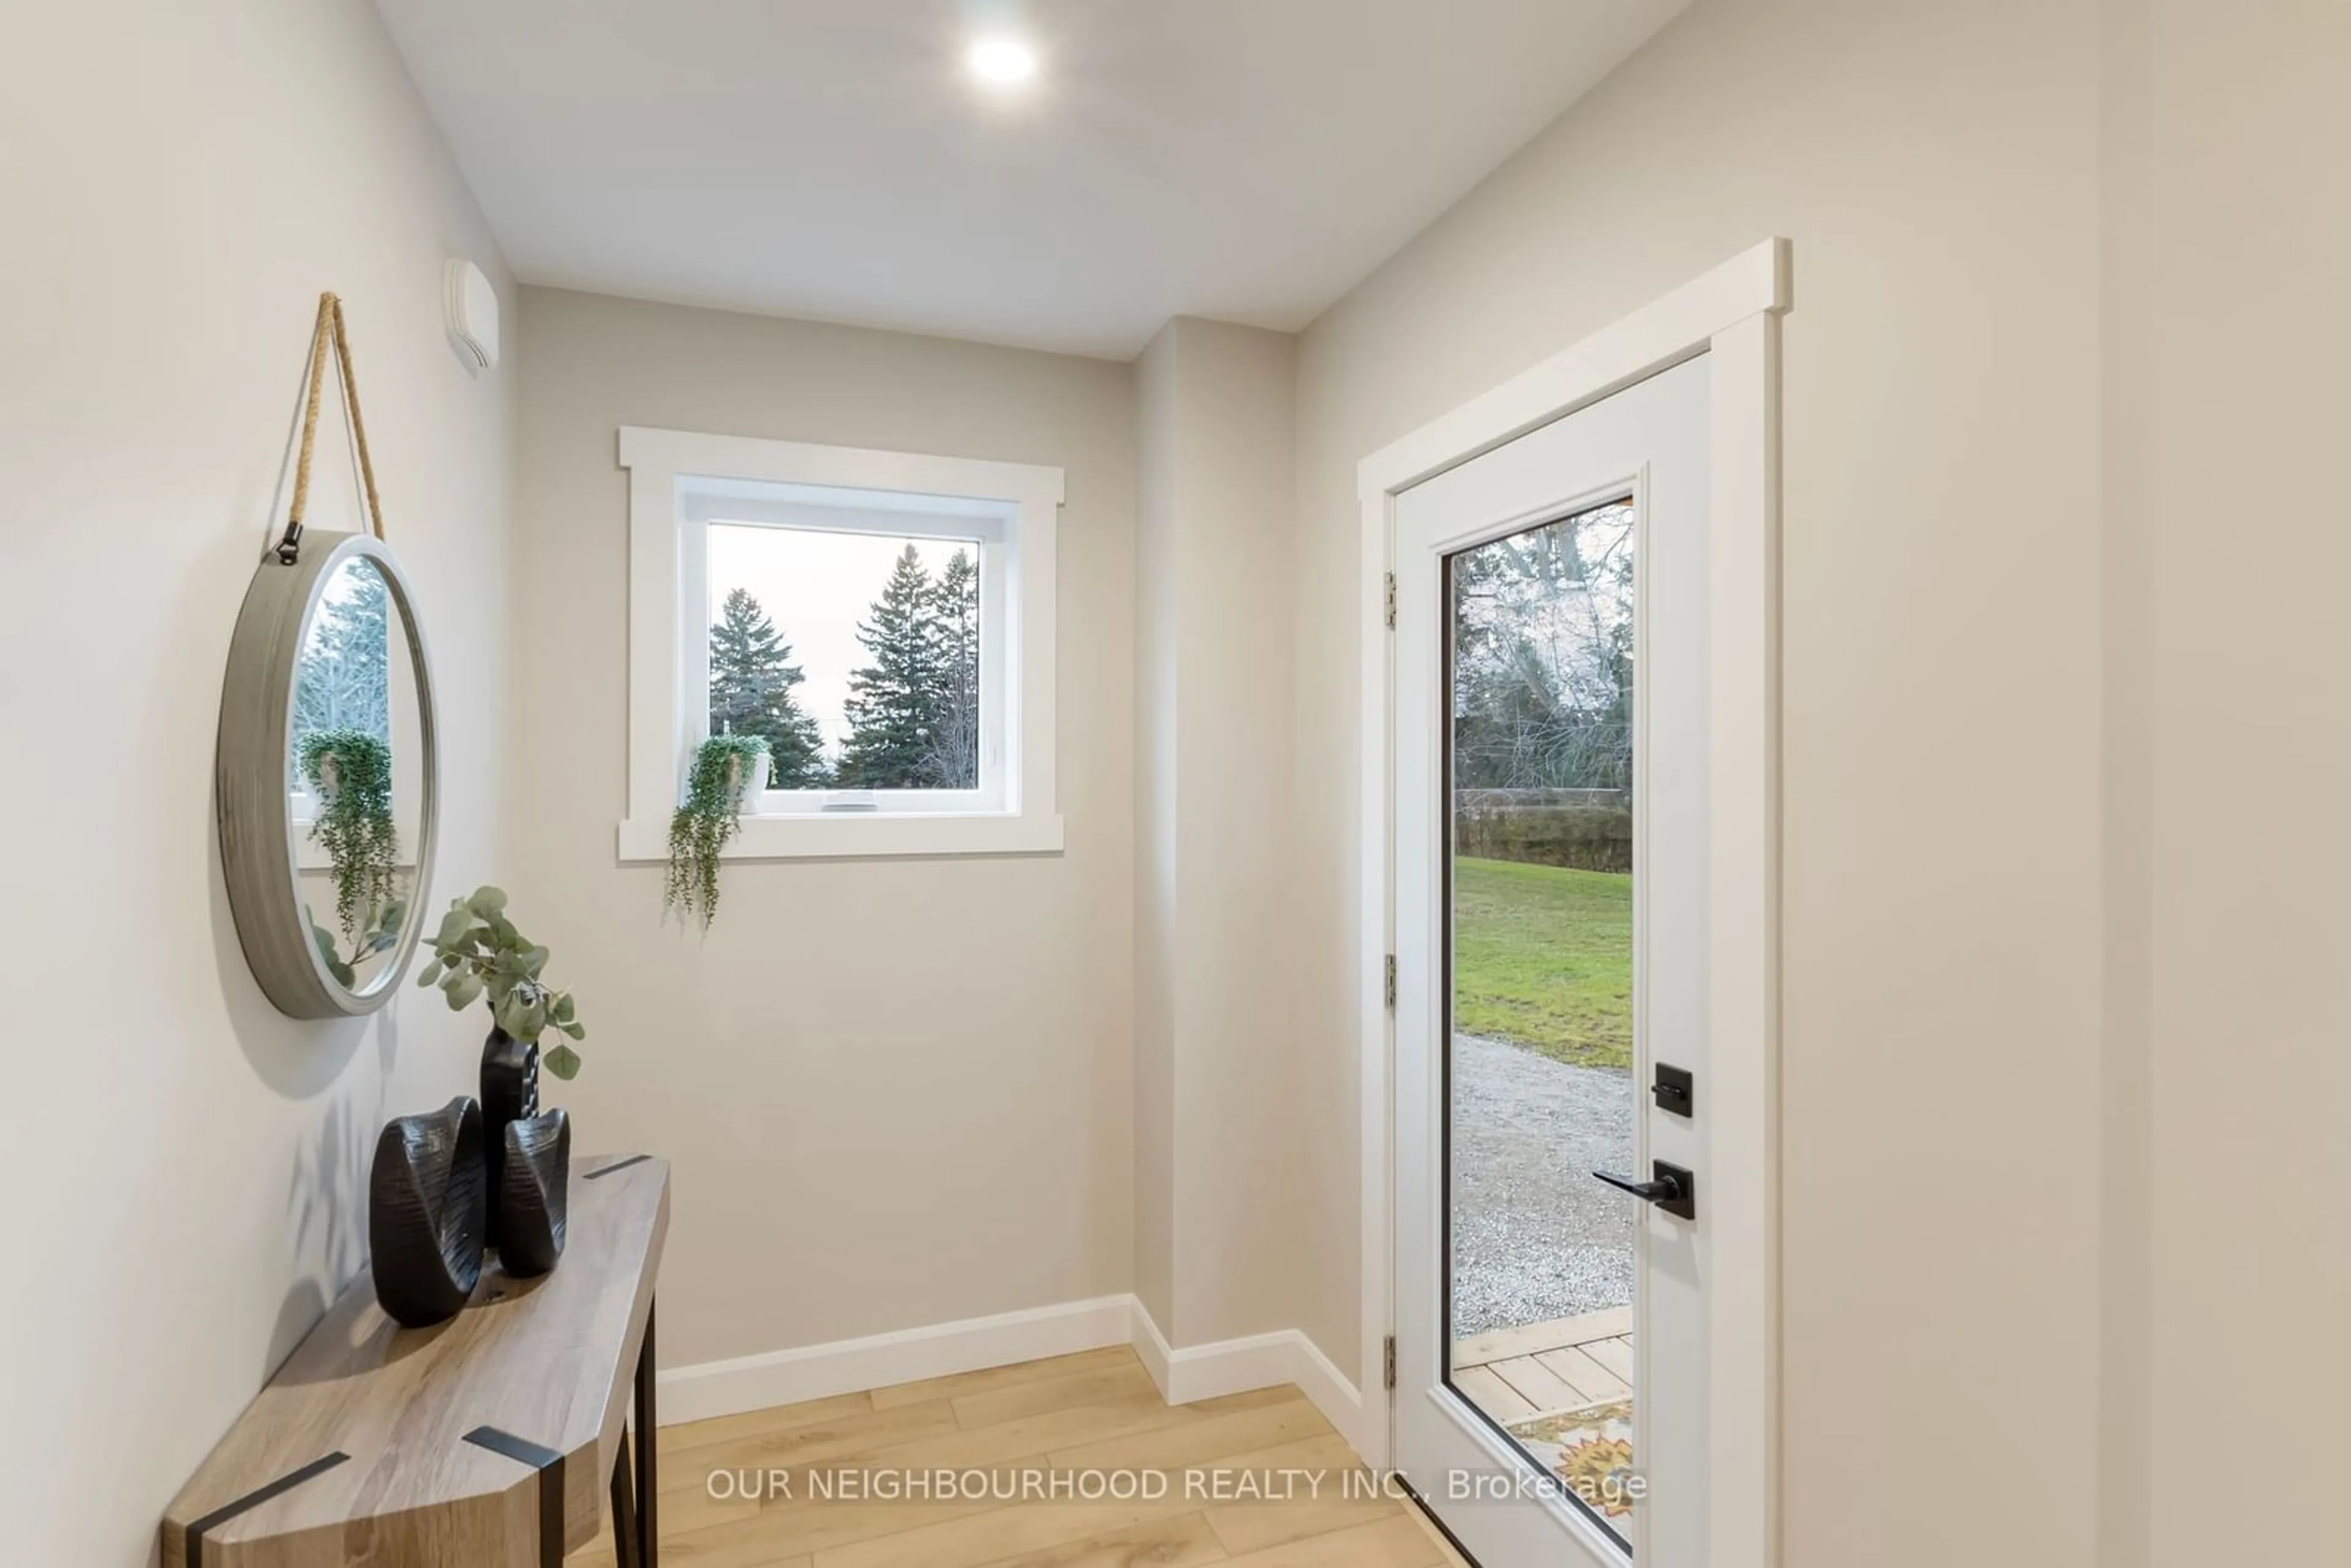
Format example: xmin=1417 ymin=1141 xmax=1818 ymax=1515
xmin=276 ymin=291 xmax=384 ymax=565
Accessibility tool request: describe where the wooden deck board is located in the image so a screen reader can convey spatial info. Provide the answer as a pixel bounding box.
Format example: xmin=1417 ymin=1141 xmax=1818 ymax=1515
xmin=1487 ymin=1352 xmax=1589 ymax=1413
xmin=1450 ymin=1307 xmax=1632 ymax=1369
xmin=1452 ymin=1316 xmax=1638 ymax=1428
xmin=1450 ymin=1365 xmax=1539 ymax=1425
xmin=1535 ymin=1346 xmax=1630 ymax=1404
xmin=1581 ymin=1334 xmax=1635 ymax=1382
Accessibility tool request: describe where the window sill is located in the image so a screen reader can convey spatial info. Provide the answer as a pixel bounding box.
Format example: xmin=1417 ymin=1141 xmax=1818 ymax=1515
xmin=615 ymin=810 xmax=1065 ymax=863
xmin=293 ymin=838 xmax=423 ymax=874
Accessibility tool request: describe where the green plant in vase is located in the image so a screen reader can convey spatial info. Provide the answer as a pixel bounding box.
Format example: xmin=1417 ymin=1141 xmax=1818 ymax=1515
xmin=666 ymin=733 xmax=769 ymax=930
xmin=418 ymin=885 xmax=588 ymax=1079
xmin=299 ymin=728 xmax=399 ymax=953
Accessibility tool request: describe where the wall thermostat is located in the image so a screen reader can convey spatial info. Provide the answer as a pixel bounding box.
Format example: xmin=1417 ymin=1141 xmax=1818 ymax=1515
xmin=442 ymin=258 xmax=500 ymax=375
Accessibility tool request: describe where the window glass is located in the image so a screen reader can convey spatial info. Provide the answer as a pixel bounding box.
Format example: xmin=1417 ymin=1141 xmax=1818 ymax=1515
xmin=291 ymin=560 xmax=392 ymax=789
xmin=706 ymin=523 xmax=981 ymax=790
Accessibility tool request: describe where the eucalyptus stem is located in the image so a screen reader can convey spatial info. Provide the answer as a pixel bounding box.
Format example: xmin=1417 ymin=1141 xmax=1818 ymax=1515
xmin=416 ymin=886 xmax=588 ymax=1080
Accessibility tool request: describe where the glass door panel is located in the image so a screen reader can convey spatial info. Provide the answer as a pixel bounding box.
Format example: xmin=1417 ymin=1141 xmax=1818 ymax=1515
xmin=1445 ymin=498 xmax=1641 ymax=1545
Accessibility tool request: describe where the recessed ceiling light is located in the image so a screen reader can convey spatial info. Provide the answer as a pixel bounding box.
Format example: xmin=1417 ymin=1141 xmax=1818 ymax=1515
xmin=966 ymin=37 xmax=1039 ymax=88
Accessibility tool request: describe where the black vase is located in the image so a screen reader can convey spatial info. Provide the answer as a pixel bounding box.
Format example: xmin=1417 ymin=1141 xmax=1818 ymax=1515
xmin=479 ymin=1027 xmax=540 ymax=1249
xmin=369 ymin=1097 xmax=487 ymax=1328
xmin=498 ymin=1109 xmax=571 ymax=1278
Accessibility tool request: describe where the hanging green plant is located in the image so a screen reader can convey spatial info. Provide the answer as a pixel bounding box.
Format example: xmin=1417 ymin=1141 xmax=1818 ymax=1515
xmin=418 ymin=885 xmax=588 ymax=1079
xmin=299 ymin=728 xmax=398 ymax=950
xmin=666 ymin=733 xmax=770 ymax=930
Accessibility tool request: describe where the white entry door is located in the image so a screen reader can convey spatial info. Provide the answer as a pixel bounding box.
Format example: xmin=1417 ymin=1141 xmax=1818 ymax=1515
xmin=1393 ymin=354 xmax=1712 ymax=1567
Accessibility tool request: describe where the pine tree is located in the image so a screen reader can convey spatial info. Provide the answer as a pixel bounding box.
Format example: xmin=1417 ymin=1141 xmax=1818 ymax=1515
xmin=923 ymin=549 xmax=981 ymax=788
xmin=837 ymin=546 xmax=945 ymax=787
xmin=708 ymin=587 xmax=828 ymax=787
xmin=291 ymin=565 xmax=392 ymax=784
xmin=294 ymin=566 xmax=391 ymax=743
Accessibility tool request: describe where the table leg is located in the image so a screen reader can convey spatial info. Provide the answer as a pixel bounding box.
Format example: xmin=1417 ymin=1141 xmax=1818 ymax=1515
xmin=609 ymin=1427 xmax=640 ymax=1568
xmin=637 ymin=1297 xmax=659 ymax=1566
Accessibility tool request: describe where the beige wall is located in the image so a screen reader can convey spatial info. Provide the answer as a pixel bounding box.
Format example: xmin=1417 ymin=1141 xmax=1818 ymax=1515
xmin=2135 ymin=4 xmax=2351 ymax=1565
xmin=12 ymin=2 xmax=2341 ymax=1559
xmin=1292 ymin=1 xmax=2107 ymax=1561
xmin=0 ymin=2 xmax=516 ymax=1561
xmin=2098 ymin=2 xmax=2154 ymax=1562
xmin=1133 ymin=328 xmax=1183 ymax=1334
xmin=1133 ymin=319 xmax=1305 ymax=1346
xmin=512 ymin=288 xmax=1138 ymax=1365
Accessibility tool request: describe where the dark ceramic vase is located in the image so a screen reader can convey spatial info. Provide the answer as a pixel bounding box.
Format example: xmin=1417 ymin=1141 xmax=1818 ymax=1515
xmin=498 ymin=1108 xmax=571 ymax=1278
xmin=479 ymin=1027 xmax=540 ymax=1248
xmin=369 ymin=1096 xmax=487 ymax=1328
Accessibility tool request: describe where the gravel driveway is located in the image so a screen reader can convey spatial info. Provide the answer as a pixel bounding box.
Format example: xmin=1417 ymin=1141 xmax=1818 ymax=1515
xmin=1451 ymin=1033 xmax=1634 ymax=1337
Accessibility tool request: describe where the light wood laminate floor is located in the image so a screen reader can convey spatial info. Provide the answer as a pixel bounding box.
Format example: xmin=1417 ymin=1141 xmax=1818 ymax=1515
xmin=568 ymin=1345 xmax=1469 ymax=1567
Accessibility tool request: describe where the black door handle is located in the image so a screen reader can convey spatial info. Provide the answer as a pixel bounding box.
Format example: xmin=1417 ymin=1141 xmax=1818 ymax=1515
xmin=1592 ymin=1160 xmax=1697 ymax=1221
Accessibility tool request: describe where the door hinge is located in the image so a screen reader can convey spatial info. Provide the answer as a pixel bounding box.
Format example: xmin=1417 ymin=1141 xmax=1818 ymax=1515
xmin=1384 ymin=1335 xmax=1398 ymax=1390
xmin=1384 ymin=572 xmax=1397 ymax=629
xmin=1384 ymin=953 xmax=1397 ymax=1010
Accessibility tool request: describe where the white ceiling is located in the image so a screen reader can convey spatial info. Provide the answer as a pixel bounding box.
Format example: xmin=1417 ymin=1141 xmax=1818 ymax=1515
xmin=375 ymin=1 xmax=1690 ymax=359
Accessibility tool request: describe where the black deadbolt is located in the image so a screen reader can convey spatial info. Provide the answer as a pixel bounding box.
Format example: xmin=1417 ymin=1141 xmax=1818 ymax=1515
xmin=1652 ymin=1063 xmax=1694 ymax=1117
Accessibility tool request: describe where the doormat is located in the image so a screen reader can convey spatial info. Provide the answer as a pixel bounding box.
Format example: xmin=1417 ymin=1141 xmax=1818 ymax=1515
xmin=1506 ymin=1400 xmax=1637 ymax=1519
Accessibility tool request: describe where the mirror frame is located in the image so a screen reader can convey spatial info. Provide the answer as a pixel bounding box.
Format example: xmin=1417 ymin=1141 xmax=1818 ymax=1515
xmin=217 ymin=530 xmax=440 ymax=1018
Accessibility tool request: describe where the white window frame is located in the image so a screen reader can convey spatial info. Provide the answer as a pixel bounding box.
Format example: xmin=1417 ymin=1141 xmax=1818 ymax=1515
xmin=615 ymin=426 xmax=1064 ymax=861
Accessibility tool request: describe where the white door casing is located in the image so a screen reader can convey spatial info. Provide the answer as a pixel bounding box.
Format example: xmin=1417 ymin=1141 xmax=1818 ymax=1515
xmin=1355 ymin=239 xmax=1787 ymax=1568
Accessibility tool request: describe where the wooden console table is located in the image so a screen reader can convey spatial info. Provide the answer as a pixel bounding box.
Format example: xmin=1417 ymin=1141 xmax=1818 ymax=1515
xmin=163 ymin=1153 xmax=670 ymax=1567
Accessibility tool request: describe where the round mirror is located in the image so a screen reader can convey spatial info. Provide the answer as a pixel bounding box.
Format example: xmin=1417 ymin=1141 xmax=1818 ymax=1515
xmin=218 ymin=531 xmax=438 ymax=1018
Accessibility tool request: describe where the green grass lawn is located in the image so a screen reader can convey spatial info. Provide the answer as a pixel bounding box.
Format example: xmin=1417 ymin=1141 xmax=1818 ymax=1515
xmin=1452 ymin=857 xmax=1632 ymax=1069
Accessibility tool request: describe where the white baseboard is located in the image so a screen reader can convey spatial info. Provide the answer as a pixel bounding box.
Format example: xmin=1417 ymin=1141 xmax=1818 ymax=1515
xmin=1128 ymin=1296 xmax=1173 ymax=1393
xmin=658 ymin=1294 xmax=1132 ymax=1427
xmin=1270 ymin=1331 xmax=1372 ymax=1458
xmin=660 ymin=1292 xmax=1373 ymax=1457
xmin=1127 ymin=1299 xmax=1372 ymax=1458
